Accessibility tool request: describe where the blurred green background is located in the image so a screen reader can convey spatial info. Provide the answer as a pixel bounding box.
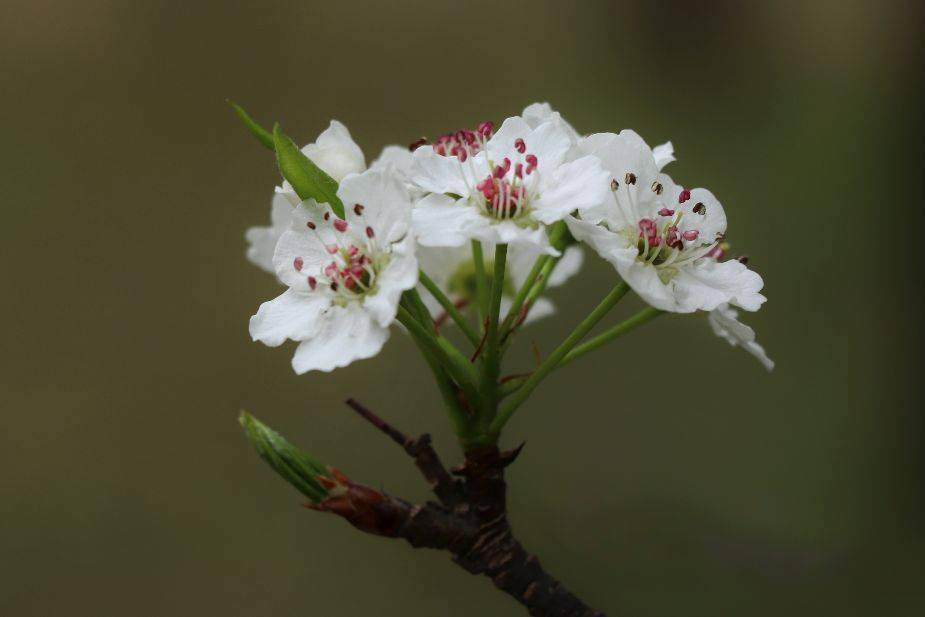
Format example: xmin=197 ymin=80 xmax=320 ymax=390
xmin=2 ymin=1 xmax=923 ymax=615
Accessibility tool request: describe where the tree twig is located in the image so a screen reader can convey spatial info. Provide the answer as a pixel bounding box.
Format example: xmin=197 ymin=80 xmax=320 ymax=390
xmin=345 ymin=398 xmax=463 ymax=506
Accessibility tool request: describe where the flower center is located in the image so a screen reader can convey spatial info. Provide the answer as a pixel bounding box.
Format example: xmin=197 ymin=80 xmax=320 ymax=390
xmin=430 ymin=122 xmax=541 ymax=223
xmin=625 ymin=192 xmax=719 ymax=282
xmin=294 ymin=207 xmax=387 ymax=303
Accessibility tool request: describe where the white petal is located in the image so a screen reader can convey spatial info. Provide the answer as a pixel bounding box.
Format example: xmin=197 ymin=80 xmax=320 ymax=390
xmin=338 ymin=167 xmax=412 ymax=244
xmin=567 ymin=217 xmax=679 ymax=311
xmin=522 ymin=297 xmax=556 ymax=324
xmin=547 ymin=245 xmax=584 ymax=287
xmin=301 ymin=120 xmax=366 ymax=182
xmin=249 ymin=289 xmax=330 ymax=347
xmin=290 ymin=303 xmax=390 ymax=373
xmin=677 ymin=187 xmax=727 ymax=243
xmin=370 ymin=145 xmax=415 ymax=177
xmin=652 ymin=141 xmax=675 ymax=170
xmin=573 ymin=131 xmax=661 ymax=223
xmin=708 ymin=304 xmax=774 ymax=371
xmin=410 ymin=147 xmax=474 ymax=196
xmin=245 ymin=193 xmax=293 ymax=275
xmin=522 ymin=102 xmax=580 ymax=141
xmin=272 ymin=204 xmax=338 ymax=289
xmin=412 ymin=193 xmax=487 ymax=247
xmin=470 ymin=220 xmax=556 ymax=255
xmin=362 ymin=234 xmax=419 ymax=328
xmin=533 ymin=155 xmax=610 ymax=223
xmin=673 ymin=258 xmax=766 ymax=313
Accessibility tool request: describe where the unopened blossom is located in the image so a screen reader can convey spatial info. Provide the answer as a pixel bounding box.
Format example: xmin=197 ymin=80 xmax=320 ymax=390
xmin=249 ymin=168 xmax=417 ymax=373
xmin=247 ymin=121 xmax=414 ymax=274
xmin=409 ymin=114 xmax=610 ymax=254
xmin=708 ymin=303 xmax=774 ymax=371
xmin=417 ymin=243 xmax=584 ymax=325
xmin=566 ymin=130 xmax=765 ymax=313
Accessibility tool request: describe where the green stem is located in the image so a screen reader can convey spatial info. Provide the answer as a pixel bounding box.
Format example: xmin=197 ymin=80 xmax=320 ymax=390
xmin=397 ymin=305 xmax=479 ymax=392
xmin=418 ymin=270 xmax=480 ymax=346
xmin=500 ymin=223 xmax=568 ymax=336
xmin=479 ymin=244 xmax=508 ymax=428
xmin=471 ymin=241 xmax=489 ymax=320
xmin=498 ymin=307 xmax=663 ymax=398
xmin=490 ymin=281 xmax=630 ymax=434
xmin=564 ymin=307 xmax=663 ymax=364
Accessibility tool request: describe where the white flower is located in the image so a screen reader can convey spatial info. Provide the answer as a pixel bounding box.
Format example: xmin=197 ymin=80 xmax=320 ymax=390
xmin=566 ymin=130 xmax=765 ymax=313
xmin=246 ymin=120 xmax=413 ymax=276
xmin=409 ymin=115 xmax=610 ymax=254
xmin=416 ymin=243 xmax=584 ymax=325
xmin=249 ymin=168 xmax=417 ymax=373
xmin=708 ymin=303 xmax=774 ymax=371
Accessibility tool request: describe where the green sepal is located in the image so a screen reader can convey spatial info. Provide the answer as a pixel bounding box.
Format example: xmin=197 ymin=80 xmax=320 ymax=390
xmin=239 ymin=411 xmax=328 ymax=502
xmin=226 ymin=100 xmax=274 ymax=150
xmin=272 ymin=123 xmax=346 ymax=219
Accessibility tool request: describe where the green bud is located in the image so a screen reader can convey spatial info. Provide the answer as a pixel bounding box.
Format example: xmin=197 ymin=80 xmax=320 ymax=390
xmin=238 ymin=411 xmax=329 ymax=502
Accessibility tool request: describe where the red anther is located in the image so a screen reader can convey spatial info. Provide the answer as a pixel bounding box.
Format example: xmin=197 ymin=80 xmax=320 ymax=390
xmin=333 ymin=219 xmax=348 ymax=232
xmin=706 ymin=245 xmax=726 ymax=260
xmin=514 ymin=138 xmax=526 ymax=153
xmin=347 ymin=245 xmax=358 ymax=257
xmin=638 ymin=218 xmax=656 ymax=232
xmin=307 ymin=221 xmax=316 ymax=230
xmin=307 ymin=276 xmax=317 ymax=290
xmin=514 ymin=163 xmax=523 ymax=178
xmin=462 ymin=130 xmax=477 ymax=144
xmin=493 ymin=165 xmax=506 ymax=179
xmin=293 ymin=257 xmax=304 ymax=272
xmin=325 ymin=245 xmax=339 ymax=255
xmin=478 ymin=121 xmax=494 ymax=137
xmin=365 ymin=226 xmax=375 ymax=238
xmin=682 ymin=230 xmax=699 ymax=241
xmin=502 ymin=157 xmax=511 ymax=172
xmin=678 ymin=189 xmax=691 ymax=203
xmin=476 ymin=176 xmax=494 ymax=197
xmin=456 ymin=148 xmax=468 ymax=162
xmin=325 ymin=262 xmax=338 ymax=276
xmin=434 ymin=143 xmax=446 ymax=156
xmin=657 ymin=207 xmax=675 ymax=217
xmin=353 ymin=204 xmax=364 ymax=215
xmin=525 ymin=154 xmax=538 ymax=174
xmin=344 ymin=277 xmax=356 ymax=290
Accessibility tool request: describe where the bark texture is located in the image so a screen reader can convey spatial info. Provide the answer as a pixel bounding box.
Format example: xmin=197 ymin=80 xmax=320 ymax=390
xmin=315 ymin=400 xmax=607 ymax=617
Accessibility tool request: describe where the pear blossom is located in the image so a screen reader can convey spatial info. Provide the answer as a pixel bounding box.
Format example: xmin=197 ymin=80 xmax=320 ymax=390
xmin=409 ymin=114 xmax=611 ymax=254
xmin=708 ymin=303 xmax=774 ymax=371
xmin=246 ymin=120 xmax=414 ymax=275
xmin=249 ymin=168 xmax=417 ymax=373
xmin=417 ymin=243 xmax=584 ymax=325
xmin=566 ymin=130 xmax=765 ymax=313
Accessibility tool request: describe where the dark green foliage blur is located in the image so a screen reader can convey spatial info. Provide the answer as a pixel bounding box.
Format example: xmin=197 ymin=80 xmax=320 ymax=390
xmin=1 ymin=1 xmax=922 ymax=615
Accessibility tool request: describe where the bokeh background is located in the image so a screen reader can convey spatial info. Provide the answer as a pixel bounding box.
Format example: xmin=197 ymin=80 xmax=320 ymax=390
xmin=2 ymin=1 xmax=923 ymax=615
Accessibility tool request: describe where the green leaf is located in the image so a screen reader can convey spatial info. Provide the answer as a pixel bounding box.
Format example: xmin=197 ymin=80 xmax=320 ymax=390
xmin=239 ymin=411 xmax=328 ymax=502
xmin=272 ymin=123 xmax=346 ymax=219
xmin=226 ymin=100 xmax=274 ymax=150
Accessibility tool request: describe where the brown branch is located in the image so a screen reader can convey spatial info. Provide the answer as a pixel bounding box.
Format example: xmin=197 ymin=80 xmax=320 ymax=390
xmin=345 ymin=398 xmax=463 ymax=506
xmin=316 ymin=407 xmax=606 ymax=616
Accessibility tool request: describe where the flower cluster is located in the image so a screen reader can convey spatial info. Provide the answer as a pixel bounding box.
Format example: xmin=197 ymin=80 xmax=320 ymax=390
xmin=244 ymin=103 xmax=772 ymax=375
